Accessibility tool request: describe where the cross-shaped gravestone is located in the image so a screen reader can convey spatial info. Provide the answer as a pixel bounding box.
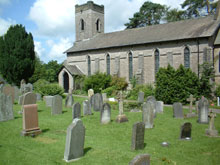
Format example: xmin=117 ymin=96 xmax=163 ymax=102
xmin=115 ymin=91 xmax=128 ymax=123
xmin=187 ymin=94 xmax=196 ymax=113
xmin=205 ymin=111 xmax=219 ymax=136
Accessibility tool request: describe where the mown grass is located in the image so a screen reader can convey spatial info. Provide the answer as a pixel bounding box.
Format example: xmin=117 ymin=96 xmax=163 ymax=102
xmin=0 ymin=97 xmax=220 ymax=165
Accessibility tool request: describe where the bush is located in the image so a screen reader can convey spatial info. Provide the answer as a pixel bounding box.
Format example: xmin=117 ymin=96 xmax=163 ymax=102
xmin=74 ymin=75 xmax=85 ymax=90
xmin=126 ymin=84 xmax=155 ymax=100
xmin=83 ymin=72 xmax=112 ymax=93
xmin=34 ymin=79 xmax=64 ymax=96
xmin=215 ymin=84 xmax=220 ymax=97
xmin=110 ymin=76 xmax=128 ymax=90
xmin=72 ymin=89 xmax=87 ymax=95
xmin=102 ymin=86 xmax=117 ymax=97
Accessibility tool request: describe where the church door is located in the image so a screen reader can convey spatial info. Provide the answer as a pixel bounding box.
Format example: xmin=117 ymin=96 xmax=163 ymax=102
xmin=63 ymin=72 xmax=69 ymax=93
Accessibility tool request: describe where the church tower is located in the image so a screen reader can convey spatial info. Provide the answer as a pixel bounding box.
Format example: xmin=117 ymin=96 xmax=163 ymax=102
xmin=75 ymin=1 xmax=104 ymax=42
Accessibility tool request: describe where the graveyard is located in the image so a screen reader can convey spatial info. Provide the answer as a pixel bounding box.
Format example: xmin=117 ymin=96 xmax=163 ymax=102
xmin=0 ymin=94 xmax=220 ymax=164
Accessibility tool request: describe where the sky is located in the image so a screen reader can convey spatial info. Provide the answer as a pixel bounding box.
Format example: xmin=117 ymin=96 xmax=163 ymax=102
xmin=0 ymin=0 xmax=185 ymax=64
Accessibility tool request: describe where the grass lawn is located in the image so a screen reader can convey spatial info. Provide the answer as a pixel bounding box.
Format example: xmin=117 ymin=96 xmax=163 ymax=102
xmin=0 ymin=96 xmax=220 ymax=165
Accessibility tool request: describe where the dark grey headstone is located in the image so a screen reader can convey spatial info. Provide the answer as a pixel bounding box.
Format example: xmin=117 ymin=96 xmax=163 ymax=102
xmin=100 ymin=103 xmax=111 ymax=124
xmin=180 ymin=122 xmax=192 ymax=140
xmin=131 ymin=122 xmax=145 ymax=150
xmin=64 ymin=119 xmax=85 ymax=162
xmin=129 ymin=154 xmax=150 ymax=165
xmin=51 ymin=95 xmax=62 ymax=115
xmin=65 ymin=94 xmax=74 ymax=108
xmin=83 ymin=100 xmax=92 ymax=115
xmin=93 ymin=93 xmax=103 ymax=111
xmin=198 ymin=97 xmax=209 ymax=124
xmin=45 ymin=96 xmax=54 ymax=107
xmin=72 ymin=103 xmax=81 ymax=119
xmin=142 ymin=101 xmax=154 ymax=129
xmin=89 ymin=95 xmax=95 ymax=109
xmin=138 ymin=91 xmax=145 ymax=103
xmin=146 ymin=96 xmax=156 ymax=117
xmin=0 ymin=92 xmax=14 ymax=122
xmin=156 ymin=101 xmax=163 ymax=113
xmin=173 ymin=102 xmax=183 ymax=119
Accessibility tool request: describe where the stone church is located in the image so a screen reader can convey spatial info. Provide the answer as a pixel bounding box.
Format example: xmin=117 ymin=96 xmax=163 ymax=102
xmin=58 ymin=1 xmax=220 ymax=93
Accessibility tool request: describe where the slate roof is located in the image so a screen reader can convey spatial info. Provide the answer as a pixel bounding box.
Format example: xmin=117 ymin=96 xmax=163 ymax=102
xmin=66 ymin=15 xmax=220 ymax=53
xmin=214 ymin=30 xmax=220 ymax=45
xmin=60 ymin=64 xmax=84 ymax=75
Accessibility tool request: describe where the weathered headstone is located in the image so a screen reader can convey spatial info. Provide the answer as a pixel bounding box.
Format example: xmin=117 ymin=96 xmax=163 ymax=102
xmin=13 ymin=86 xmax=20 ymax=101
xmin=44 ymin=96 xmax=54 ymax=107
xmin=36 ymin=93 xmax=41 ymax=101
xmin=186 ymin=94 xmax=196 ymax=118
xmin=156 ymin=101 xmax=163 ymax=113
xmin=83 ymin=100 xmax=92 ymax=115
xmin=205 ymin=111 xmax=219 ymax=136
xmin=18 ymin=95 xmax=24 ymax=105
xmin=198 ymin=97 xmax=209 ymax=124
xmin=21 ymin=104 xmax=41 ymax=136
xmin=0 ymin=93 xmax=14 ymax=122
xmin=51 ymin=95 xmax=62 ymax=115
xmin=173 ymin=102 xmax=184 ymax=119
xmin=20 ymin=79 xmax=26 ymax=94
xmin=180 ymin=122 xmax=192 ymax=140
xmin=102 ymin=93 xmax=107 ymax=102
xmin=100 ymin=103 xmax=111 ymax=124
xmin=3 ymin=84 xmax=15 ymax=104
xmin=22 ymin=92 xmax=37 ymax=106
xmin=89 ymin=95 xmax=95 ymax=110
xmin=72 ymin=102 xmax=81 ymax=119
xmin=65 ymin=94 xmax=74 ymax=108
xmin=93 ymin=93 xmax=103 ymax=111
xmin=129 ymin=154 xmax=150 ymax=165
xmin=115 ymin=91 xmax=128 ymax=123
xmin=146 ymin=96 xmax=156 ymax=118
xmin=24 ymin=83 xmax=33 ymax=93
xmin=138 ymin=91 xmax=145 ymax=103
xmin=64 ymin=119 xmax=85 ymax=162
xmin=88 ymin=89 xmax=94 ymax=98
xmin=195 ymin=101 xmax=199 ymax=114
xmin=131 ymin=122 xmax=145 ymax=150
xmin=143 ymin=101 xmax=154 ymax=129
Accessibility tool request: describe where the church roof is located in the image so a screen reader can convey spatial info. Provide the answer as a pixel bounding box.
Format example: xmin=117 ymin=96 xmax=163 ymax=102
xmin=66 ymin=15 xmax=220 ymax=53
xmin=60 ymin=64 xmax=84 ymax=76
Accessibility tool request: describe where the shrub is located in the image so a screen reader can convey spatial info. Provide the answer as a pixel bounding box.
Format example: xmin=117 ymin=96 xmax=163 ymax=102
xmin=215 ymin=84 xmax=220 ymax=97
xmin=110 ymin=76 xmax=128 ymax=90
xmin=33 ymin=79 xmax=49 ymax=92
xmin=83 ymin=72 xmax=112 ymax=93
xmin=72 ymin=89 xmax=87 ymax=95
xmin=102 ymin=86 xmax=117 ymax=97
xmin=74 ymin=75 xmax=85 ymax=90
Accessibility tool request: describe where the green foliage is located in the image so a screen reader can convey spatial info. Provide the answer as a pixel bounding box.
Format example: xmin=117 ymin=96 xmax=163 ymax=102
xmin=74 ymin=75 xmax=85 ymax=90
xmin=126 ymin=84 xmax=155 ymax=100
xmin=166 ymin=8 xmax=187 ymax=22
xmin=83 ymin=72 xmax=112 ymax=93
xmin=155 ymin=64 xmax=200 ymax=104
xmin=0 ymin=24 xmax=35 ymax=86
xmin=130 ymin=76 xmax=137 ymax=88
xmin=110 ymin=76 xmax=128 ymax=90
xmin=102 ymin=86 xmax=117 ymax=97
xmin=72 ymin=89 xmax=87 ymax=95
xmin=124 ymin=102 xmax=141 ymax=112
xmin=125 ymin=1 xmax=167 ymax=29
xmin=33 ymin=79 xmax=64 ymax=96
xmin=199 ymin=62 xmax=215 ymax=99
xmin=215 ymin=84 xmax=220 ymax=97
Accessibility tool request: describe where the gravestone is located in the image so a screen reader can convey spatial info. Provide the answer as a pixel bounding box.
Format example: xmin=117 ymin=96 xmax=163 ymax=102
xmin=156 ymin=101 xmax=163 ymax=113
xmin=89 ymin=95 xmax=95 ymax=110
xmin=24 ymin=83 xmax=33 ymax=93
xmin=116 ymin=91 xmax=128 ymax=123
xmin=173 ymin=102 xmax=184 ymax=119
xmin=18 ymin=95 xmax=24 ymax=105
xmin=100 ymin=103 xmax=111 ymax=124
xmin=195 ymin=101 xmax=199 ymax=114
xmin=22 ymin=92 xmax=37 ymax=106
xmin=3 ymin=84 xmax=15 ymax=104
xmin=14 ymin=86 xmax=20 ymax=101
xmin=21 ymin=104 xmax=41 ymax=136
xmin=146 ymin=96 xmax=156 ymax=118
xmin=138 ymin=91 xmax=144 ymax=103
xmin=20 ymin=79 xmax=26 ymax=94
xmin=65 ymin=94 xmax=74 ymax=108
xmin=93 ymin=93 xmax=103 ymax=111
xmin=51 ymin=95 xmax=62 ymax=115
xmin=131 ymin=122 xmax=145 ymax=150
xmin=186 ymin=94 xmax=196 ymax=118
xmin=102 ymin=93 xmax=107 ymax=102
xmin=205 ymin=111 xmax=219 ymax=136
xmin=0 ymin=93 xmax=14 ymax=122
xmin=129 ymin=154 xmax=150 ymax=165
xmin=83 ymin=100 xmax=92 ymax=115
xmin=198 ymin=97 xmax=209 ymax=124
xmin=72 ymin=102 xmax=81 ymax=119
xmin=142 ymin=101 xmax=154 ymax=129
xmin=64 ymin=119 xmax=85 ymax=162
xmin=44 ymin=96 xmax=54 ymax=107
xmin=180 ymin=122 xmax=192 ymax=140
xmin=88 ymin=89 xmax=94 ymax=98
xmin=36 ymin=93 xmax=41 ymax=101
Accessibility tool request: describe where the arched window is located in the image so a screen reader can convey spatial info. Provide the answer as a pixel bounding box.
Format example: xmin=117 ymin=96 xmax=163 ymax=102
xmin=155 ymin=49 xmax=160 ymax=74
xmin=184 ymin=47 xmax=190 ymax=68
xmin=81 ymin=19 xmax=85 ymax=31
xmin=96 ymin=19 xmax=100 ymax=32
xmin=106 ymin=54 xmax=110 ymax=75
xmin=128 ymin=52 xmax=133 ymax=80
xmin=88 ymin=56 xmax=91 ymax=76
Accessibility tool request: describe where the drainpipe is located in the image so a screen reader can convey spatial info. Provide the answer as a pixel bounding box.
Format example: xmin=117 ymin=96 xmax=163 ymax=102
xmin=197 ymin=39 xmax=200 ymax=77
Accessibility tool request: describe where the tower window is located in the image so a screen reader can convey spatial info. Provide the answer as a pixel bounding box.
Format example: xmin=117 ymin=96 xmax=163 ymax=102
xmin=96 ymin=19 xmax=100 ymax=32
xmin=184 ymin=47 xmax=190 ymax=68
xmin=81 ymin=19 xmax=85 ymax=31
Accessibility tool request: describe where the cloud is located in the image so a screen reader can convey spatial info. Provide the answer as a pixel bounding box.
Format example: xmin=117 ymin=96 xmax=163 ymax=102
xmin=34 ymin=40 xmax=45 ymax=58
xmin=0 ymin=17 xmax=16 ymax=36
xmin=47 ymin=37 xmax=72 ymax=62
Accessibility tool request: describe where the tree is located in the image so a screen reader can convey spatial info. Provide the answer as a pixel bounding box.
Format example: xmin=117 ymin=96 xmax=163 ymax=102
xmin=44 ymin=60 xmax=62 ymax=82
xmin=166 ymin=8 xmax=188 ymax=22
xmin=0 ymin=24 xmax=35 ymax=85
xmin=181 ymin=0 xmax=218 ymax=18
xmin=125 ymin=1 xmax=167 ymax=29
